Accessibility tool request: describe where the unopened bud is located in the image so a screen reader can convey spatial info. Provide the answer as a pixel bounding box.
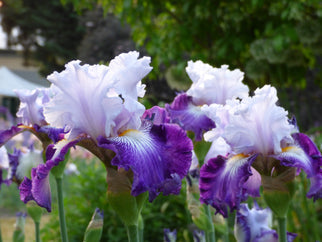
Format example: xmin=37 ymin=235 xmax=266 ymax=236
xmin=83 ymin=208 xmax=104 ymax=242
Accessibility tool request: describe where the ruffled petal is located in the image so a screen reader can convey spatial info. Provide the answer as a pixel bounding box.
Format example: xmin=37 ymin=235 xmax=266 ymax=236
xmin=166 ymin=93 xmax=215 ymax=141
xmin=15 ymin=88 xmax=50 ymax=127
xmin=274 ymin=133 xmax=322 ymax=200
xmin=44 ymin=52 xmax=152 ymax=140
xmin=223 ymin=85 xmax=294 ymax=155
xmin=234 ymin=203 xmax=297 ymax=242
xmin=185 ymin=61 xmax=248 ymax=106
xmin=199 ymin=154 xmax=257 ymax=217
xmin=98 ymin=123 xmax=193 ymax=201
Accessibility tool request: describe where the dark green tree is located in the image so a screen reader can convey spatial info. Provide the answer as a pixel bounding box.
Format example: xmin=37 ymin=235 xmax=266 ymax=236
xmin=0 ymin=0 xmax=85 ymax=76
xmin=64 ymin=0 xmax=322 ymax=130
xmin=77 ymin=7 xmax=135 ymax=64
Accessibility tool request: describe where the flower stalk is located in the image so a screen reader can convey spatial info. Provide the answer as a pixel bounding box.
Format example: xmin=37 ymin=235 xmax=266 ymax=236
xmin=125 ymin=225 xmax=139 ymax=242
xmin=204 ymin=204 xmax=215 ymax=242
xmin=35 ymin=221 xmax=40 ymax=242
xmin=55 ymin=177 xmax=68 ymax=242
xmin=277 ymin=216 xmax=287 ymax=242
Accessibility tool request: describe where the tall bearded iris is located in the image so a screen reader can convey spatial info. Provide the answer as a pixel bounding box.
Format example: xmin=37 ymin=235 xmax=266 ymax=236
xmin=166 ymin=60 xmax=249 ymax=140
xmin=199 ymin=85 xmax=322 ymax=217
xmin=19 ymin=51 xmax=192 ymax=212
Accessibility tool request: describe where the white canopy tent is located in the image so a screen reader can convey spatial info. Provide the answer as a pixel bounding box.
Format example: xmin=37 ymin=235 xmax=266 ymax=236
xmin=0 ymin=66 xmax=45 ymax=97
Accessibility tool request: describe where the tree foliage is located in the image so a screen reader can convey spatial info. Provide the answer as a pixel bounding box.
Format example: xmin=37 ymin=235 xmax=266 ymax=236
xmin=63 ymin=0 xmax=322 ymax=130
xmin=0 ymin=0 xmax=85 ymax=76
xmin=77 ymin=7 xmax=135 ymax=64
xmin=66 ymin=0 xmax=322 ymax=89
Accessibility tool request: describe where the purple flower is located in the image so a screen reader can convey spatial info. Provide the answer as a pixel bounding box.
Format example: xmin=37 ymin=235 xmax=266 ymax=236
xmin=166 ymin=61 xmax=248 ymax=141
xmin=19 ymin=52 xmax=193 ymax=211
xmin=200 ymin=85 xmax=322 ymax=216
xmin=234 ymin=203 xmax=297 ymax=242
xmin=164 ymin=228 xmax=177 ymax=242
xmin=0 ymin=87 xmax=66 ymax=150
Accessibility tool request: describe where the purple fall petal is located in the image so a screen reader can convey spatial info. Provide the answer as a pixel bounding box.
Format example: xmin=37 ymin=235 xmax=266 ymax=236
xmin=19 ymin=139 xmax=78 ymax=212
xmin=166 ymin=93 xmax=215 ymax=141
xmin=274 ymin=133 xmax=322 ymax=201
xmin=30 ymin=164 xmax=52 ymax=211
xmin=19 ymin=176 xmax=34 ymax=203
xmin=199 ymin=154 xmax=257 ymax=217
xmin=0 ymin=125 xmax=22 ymax=147
xmin=98 ymin=123 xmax=192 ymax=201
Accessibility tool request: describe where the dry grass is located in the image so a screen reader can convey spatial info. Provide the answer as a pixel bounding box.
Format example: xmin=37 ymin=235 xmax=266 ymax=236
xmin=0 ymin=215 xmax=51 ymax=242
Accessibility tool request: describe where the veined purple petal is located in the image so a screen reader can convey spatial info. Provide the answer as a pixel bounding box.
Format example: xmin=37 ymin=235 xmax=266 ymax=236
xmin=274 ymin=133 xmax=322 ymax=201
xmin=98 ymin=123 xmax=193 ymax=201
xmin=199 ymin=154 xmax=257 ymax=217
xmin=19 ymin=176 xmax=33 ymax=203
xmin=19 ymin=139 xmax=78 ymax=212
xmin=166 ymin=93 xmax=215 ymax=141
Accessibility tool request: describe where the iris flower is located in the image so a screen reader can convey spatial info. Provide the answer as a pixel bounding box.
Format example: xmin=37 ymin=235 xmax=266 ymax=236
xmin=234 ymin=203 xmax=296 ymax=242
xmin=166 ymin=60 xmax=249 ymax=140
xmin=199 ymin=85 xmax=322 ymax=216
xmin=19 ymin=51 xmax=193 ymax=212
xmin=0 ymin=88 xmax=65 ymax=150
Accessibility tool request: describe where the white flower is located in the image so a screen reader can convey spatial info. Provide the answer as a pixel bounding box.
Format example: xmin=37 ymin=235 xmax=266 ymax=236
xmin=44 ymin=51 xmax=152 ymax=140
xmin=186 ymin=61 xmax=249 ymax=105
xmin=15 ymin=88 xmax=50 ymax=126
xmin=223 ymin=85 xmax=294 ymax=155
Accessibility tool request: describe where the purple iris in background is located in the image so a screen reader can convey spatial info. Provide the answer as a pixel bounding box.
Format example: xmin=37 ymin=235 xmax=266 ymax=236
xmin=166 ymin=60 xmax=249 ymax=140
xmin=19 ymin=51 xmax=192 ymax=212
xmin=0 ymin=88 xmax=65 ymax=149
xmin=234 ymin=203 xmax=297 ymax=242
xmin=199 ymin=85 xmax=322 ymax=216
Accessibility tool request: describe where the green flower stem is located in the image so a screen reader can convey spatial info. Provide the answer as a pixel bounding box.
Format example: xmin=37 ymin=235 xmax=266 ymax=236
xmin=55 ymin=177 xmax=68 ymax=242
xmin=0 ymin=223 xmax=2 ymax=242
xmin=204 ymin=205 xmax=215 ymax=242
xmin=125 ymin=225 xmax=139 ymax=242
xmin=223 ymin=217 xmax=229 ymax=242
xmin=277 ymin=217 xmax=287 ymax=242
xmin=35 ymin=221 xmax=40 ymax=242
xmin=138 ymin=214 xmax=144 ymax=242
